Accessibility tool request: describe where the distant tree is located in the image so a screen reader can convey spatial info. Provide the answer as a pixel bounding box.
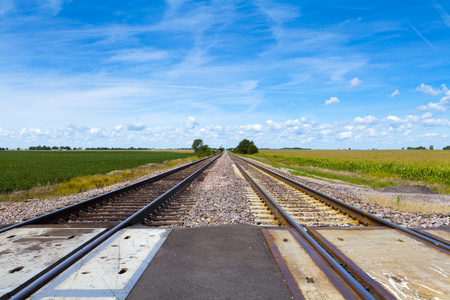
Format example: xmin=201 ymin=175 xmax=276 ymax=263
xmin=193 ymin=144 xmax=214 ymax=157
xmin=443 ymin=146 xmax=450 ymax=150
xmin=247 ymin=143 xmax=259 ymax=154
xmin=192 ymin=139 xmax=204 ymax=153
xmin=217 ymin=146 xmax=225 ymax=153
xmin=234 ymin=139 xmax=258 ymax=154
xmin=429 ymin=145 xmax=434 ymax=150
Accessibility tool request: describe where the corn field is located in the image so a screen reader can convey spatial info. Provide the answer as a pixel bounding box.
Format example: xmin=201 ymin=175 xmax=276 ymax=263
xmin=256 ymin=150 xmax=450 ymax=187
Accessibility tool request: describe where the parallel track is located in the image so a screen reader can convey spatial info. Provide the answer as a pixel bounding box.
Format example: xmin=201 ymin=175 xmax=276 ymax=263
xmin=1 ymin=154 xmax=221 ymax=300
xmin=230 ymin=154 xmax=450 ymax=300
xmin=231 ymin=154 xmax=450 ymax=251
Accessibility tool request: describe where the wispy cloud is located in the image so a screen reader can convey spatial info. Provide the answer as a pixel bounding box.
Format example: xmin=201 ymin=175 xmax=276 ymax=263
xmin=433 ymin=1 xmax=450 ymax=27
xmin=110 ymin=49 xmax=169 ymax=62
xmin=390 ymin=89 xmax=400 ymax=97
xmin=408 ymin=23 xmax=435 ymax=49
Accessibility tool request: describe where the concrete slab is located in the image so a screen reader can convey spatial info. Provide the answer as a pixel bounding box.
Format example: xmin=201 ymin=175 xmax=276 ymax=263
xmin=31 ymin=228 xmax=170 ymax=300
xmin=263 ymin=228 xmax=353 ymax=299
xmin=310 ymin=228 xmax=450 ymax=300
xmin=127 ymin=225 xmax=292 ymax=300
xmin=0 ymin=227 xmax=105 ymax=298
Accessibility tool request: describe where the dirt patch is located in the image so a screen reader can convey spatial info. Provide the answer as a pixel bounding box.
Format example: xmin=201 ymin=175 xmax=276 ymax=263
xmin=375 ymin=185 xmax=438 ymax=195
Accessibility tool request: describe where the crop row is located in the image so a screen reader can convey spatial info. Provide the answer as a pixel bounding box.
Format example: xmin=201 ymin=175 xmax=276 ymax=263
xmin=256 ymin=150 xmax=450 ymax=186
xmin=0 ymin=151 xmax=195 ymax=193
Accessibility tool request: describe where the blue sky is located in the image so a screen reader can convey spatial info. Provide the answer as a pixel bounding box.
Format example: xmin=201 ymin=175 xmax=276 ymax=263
xmin=0 ymin=0 xmax=449 ymax=149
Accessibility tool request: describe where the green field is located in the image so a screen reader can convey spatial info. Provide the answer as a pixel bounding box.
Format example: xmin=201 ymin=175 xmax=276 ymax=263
xmin=252 ymin=149 xmax=450 ymax=194
xmin=0 ymin=150 xmax=195 ymax=194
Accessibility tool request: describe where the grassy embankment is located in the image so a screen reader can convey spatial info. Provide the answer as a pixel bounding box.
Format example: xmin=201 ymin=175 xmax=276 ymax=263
xmin=0 ymin=150 xmax=195 ymax=202
xmin=249 ymin=149 xmax=450 ymax=213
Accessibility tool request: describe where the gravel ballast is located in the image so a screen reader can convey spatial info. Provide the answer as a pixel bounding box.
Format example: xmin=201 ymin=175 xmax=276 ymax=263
xmin=181 ymin=153 xmax=256 ymax=227
xmin=1 ymin=153 xmax=449 ymax=229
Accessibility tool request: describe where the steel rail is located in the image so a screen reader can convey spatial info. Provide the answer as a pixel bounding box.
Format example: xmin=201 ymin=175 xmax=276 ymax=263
xmin=6 ymin=154 xmax=221 ymax=300
xmin=0 ymin=155 xmax=212 ymax=234
xmin=233 ymin=154 xmax=450 ymax=253
xmin=231 ymin=154 xmax=377 ymax=300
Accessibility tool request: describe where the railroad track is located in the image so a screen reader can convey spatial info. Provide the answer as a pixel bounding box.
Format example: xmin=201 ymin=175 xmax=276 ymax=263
xmin=0 ymin=154 xmax=221 ymax=300
xmin=1 ymin=152 xmax=448 ymax=300
xmin=230 ymin=154 xmax=450 ymax=300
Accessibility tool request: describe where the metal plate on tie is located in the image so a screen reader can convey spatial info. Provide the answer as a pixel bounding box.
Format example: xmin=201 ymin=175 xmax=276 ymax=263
xmin=0 ymin=227 xmax=106 ymax=297
xmin=309 ymin=228 xmax=450 ymax=300
xmin=32 ymin=228 xmax=171 ymax=300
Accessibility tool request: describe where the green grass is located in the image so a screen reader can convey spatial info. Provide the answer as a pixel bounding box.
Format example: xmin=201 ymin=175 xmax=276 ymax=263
xmin=0 ymin=150 xmax=195 ymax=194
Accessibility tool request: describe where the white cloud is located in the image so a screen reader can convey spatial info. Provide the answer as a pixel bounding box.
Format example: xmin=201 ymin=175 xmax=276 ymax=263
xmin=114 ymin=125 xmax=123 ymax=132
xmin=127 ymin=121 xmax=147 ymax=131
xmin=418 ymin=90 xmax=450 ymax=111
xmin=415 ymin=83 xmax=448 ymax=96
xmin=386 ymin=116 xmax=401 ymax=123
xmin=266 ymin=119 xmax=282 ymax=130
xmin=349 ymin=77 xmax=362 ymax=88
xmin=390 ymin=89 xmax=400 ymax=97
xmin=420 ymin=132 xmax=439 ymax=138
xmin=0 ymin=128 xmax=14 ymax=136
xmin=354 ymin=115 xmax=377 ymax=124
xmin=184 ymin=116 xmax=199 ymax=129
xmin=324 ymin=96 xmax=340 ymax=105
xmin=337 ymin=131 xmax=352 ymax=139
xmin=90 ymin=127 xmax=108 ymax=137
xmin=20 ymin=128 xmax=49 ymax=136
xmin=240 ymin=124 xmax=263 ymax=132
xmin=422 ymin=118 xmax=450 ymax=127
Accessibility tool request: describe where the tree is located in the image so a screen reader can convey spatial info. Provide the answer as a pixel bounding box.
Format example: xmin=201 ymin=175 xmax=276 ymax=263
xmin=247 ymin=143 xmax=258 ymax=154
xmin=192 ymin=139 xmax=204 ymax=153
xmin=234 ymin=139 xmax=258 ymax=154
xmin=443 ymin=146 xmax=450 ymax=150
xmin=429 ymin=145 xmax=434 ymax=150
xmin=197 ymin=144 xmax=212 ymax=156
